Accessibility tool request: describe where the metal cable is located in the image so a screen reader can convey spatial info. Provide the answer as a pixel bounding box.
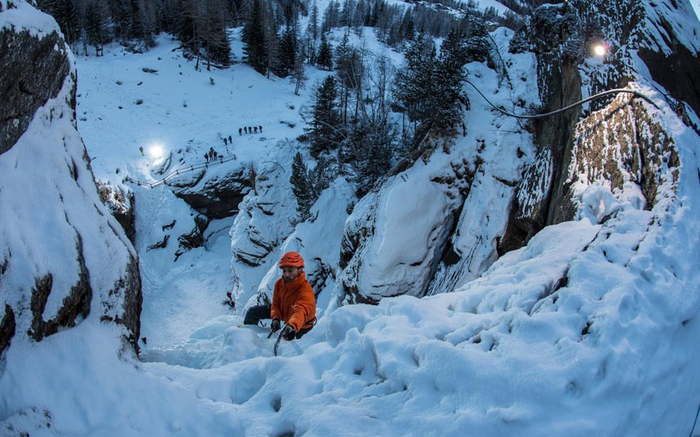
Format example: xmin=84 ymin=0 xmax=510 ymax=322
xmin=465 ymin=79 xmax=658 ymax=120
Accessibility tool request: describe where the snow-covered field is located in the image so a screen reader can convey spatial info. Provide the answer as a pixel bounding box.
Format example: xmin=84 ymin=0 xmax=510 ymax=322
xmin=2 ymin=1 xmax=700 ymax=435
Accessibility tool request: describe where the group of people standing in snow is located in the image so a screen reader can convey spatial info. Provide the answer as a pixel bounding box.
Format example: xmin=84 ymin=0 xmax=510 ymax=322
xmin=205 ymin=146 xmax=221 ymax=163
xmin=239 ymin=125 xmax=263 ymax=135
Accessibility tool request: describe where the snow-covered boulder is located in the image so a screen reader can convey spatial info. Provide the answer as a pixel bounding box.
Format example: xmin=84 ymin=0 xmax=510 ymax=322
xmin=0 ymin=1 xmax=142 ymax=359
xmin=338 ymin=149 xmax=468 ymax=304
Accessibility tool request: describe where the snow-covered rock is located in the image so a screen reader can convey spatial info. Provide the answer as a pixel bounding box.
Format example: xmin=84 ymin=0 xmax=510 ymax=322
xmin=0 ymin=0 xmax=141 ymax=360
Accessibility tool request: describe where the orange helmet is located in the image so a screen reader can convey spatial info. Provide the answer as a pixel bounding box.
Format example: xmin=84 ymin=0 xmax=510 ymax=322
xmin=279 ymin=251 xmax=304 ymax=268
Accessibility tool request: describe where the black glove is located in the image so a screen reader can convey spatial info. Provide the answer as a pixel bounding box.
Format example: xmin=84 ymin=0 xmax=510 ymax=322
xmin=281 ymin=324 xmax=296 ymax=341
xmin=271 ymin=319 xmax=281 ymax=333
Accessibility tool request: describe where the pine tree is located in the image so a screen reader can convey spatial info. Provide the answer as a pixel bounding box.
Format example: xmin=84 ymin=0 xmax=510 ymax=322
xmin=290 ymin=152 xmax=315 ymax=220
xmin=335 ymin=32 xmax=352 ymax=124
xmin=305 ymin=1 xmax=319 ymax=64
xmin=432 ymin=28 xmax=467 ymax=130
xmin=173 ymin=0 xmax=200 ymax=62
xmin=354 ymin=121 xmax=394 ymax=196
xmin=242 ymin=0 xmax=267 ymax=74
xmin=130 ymin=0 xmax=156 ymax=48
xmin=202 ymin=0 xmax=232 ymax=68
xmin=464 ymin=19 xmax=491 ymax=64
xmin=277 ymin=25 xmax=297 ymax=77
xmin=393 ymin=33 xmax=437 ymax=127
xmin=84 ymin=0 xmax=109 ymax=55
xmin=393 ymin=30 xmax=468 ymax=135
xmin=321 ymin=0 xmax=340 ymax=32
xmin=399 ymin=10 xmax=415 ymax=41
xmin=307 ymin=75 xmax=341 ymax=157
xmin=261 ymin=0 xmax=280 ymax=77
xmin=105 ymin=0 xmax=130 ymax=42
xmin=40 ymin=0 xmax=80 ymax=44
xmin=292 ymin=44 xmax=308 ymax=95
xmin=316 ymin=33 xmax=333 ymax=70
xmin=340 ymin=0 xmax=356 ymax=28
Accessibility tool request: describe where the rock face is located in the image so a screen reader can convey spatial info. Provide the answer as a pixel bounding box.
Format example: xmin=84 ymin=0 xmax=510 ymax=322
xmin=0 ymin=2 xmax=142 ymax=359
xmin=502 ymin=0 xmax=699 ymax=253
xmin=156 ymin=154 xmax=253 ymax=222
xmin=0 ymin=28 xmax=70 ymax=155
xmin=637 ymin=0 xmax=700 ymax=118
xmin=501 ymin=2 xmax=583 ymax=250
xmin=169 ymin=166 xmax=252 ymax=220
xmin=337 ymin=129 xmax=524 ymax=304
xmin=230 ymin=157 xmax=297 ymax=268
xmin=569 ymin=96 xmax=680 ymax=211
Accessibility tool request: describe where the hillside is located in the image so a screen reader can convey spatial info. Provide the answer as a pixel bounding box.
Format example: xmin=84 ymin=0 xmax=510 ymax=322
xmin=2 ymin=0 xmax=700 ymax=435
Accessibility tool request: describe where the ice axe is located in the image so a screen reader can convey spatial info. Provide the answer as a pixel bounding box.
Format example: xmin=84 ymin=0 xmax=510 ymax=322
xmin=273 ymin=330 xmax=284 ymax=356
xmin=267 ymin=325 xmax=284 ymax=356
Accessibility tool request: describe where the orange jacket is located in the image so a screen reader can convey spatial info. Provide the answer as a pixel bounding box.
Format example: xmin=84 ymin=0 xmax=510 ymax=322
xmin=271 ymin=271 xmax=316 ymax=332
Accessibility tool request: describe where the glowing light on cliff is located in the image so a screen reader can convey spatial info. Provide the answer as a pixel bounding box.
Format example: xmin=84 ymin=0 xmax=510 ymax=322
xmin=593 ymin=43 xmax=608 ymax=57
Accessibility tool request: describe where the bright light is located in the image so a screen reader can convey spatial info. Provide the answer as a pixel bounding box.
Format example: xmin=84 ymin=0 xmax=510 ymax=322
xmin=593 ymin=43 xmax=607 ymax=57
xmin=147 ymin=143 xmax=165 ymax=160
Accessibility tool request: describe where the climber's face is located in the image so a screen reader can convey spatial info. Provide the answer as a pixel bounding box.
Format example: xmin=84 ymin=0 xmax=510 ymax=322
xmin=282 ymin=266 xmax=301 ymax=283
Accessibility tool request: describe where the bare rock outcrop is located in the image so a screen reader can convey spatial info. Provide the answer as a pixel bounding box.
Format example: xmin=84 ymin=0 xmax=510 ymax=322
xmin=0 ymin=26 xmax=70 ymax=154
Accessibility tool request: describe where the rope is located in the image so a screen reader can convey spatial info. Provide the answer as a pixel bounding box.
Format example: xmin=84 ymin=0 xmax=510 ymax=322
xmin=689 ymin=400 xmax=700 ymax=437
xmin=128 ymin=153 xmax=237 ymax=189
xmin=465 ymin=79 xmax=659 ymax=120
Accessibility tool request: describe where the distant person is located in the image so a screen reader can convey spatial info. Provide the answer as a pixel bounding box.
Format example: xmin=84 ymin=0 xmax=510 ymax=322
xmin=244 ymin=252 xmax=316 ymax=341
xmin=248 ymin=126 xmax=253 ymax=134
xmin=239 ymin=128 xmax=243 ymax=136
xmin=229 ymin=135 xmax=233 ymax=143
xmin=204 ymin=153 xmax=209 ymax=163
xmin=259 ymin=125 xmax=263 ymax=133
xmin=254 ymin=126 xmax=258 ymax=134
xmin=244 ymin=127 xmax=248 ymax=134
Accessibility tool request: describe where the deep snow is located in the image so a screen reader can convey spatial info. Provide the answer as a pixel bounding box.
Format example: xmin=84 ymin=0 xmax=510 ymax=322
xmin=2 ymin=1 xmax=700 ymax=436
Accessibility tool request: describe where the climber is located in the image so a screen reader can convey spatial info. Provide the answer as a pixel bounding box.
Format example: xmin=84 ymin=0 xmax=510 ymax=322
xmin=243 ymin=251 xmax=316 ymax=341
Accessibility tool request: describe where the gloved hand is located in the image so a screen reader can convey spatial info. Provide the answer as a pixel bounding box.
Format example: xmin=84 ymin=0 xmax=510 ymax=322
xmin=281 ymin=324 xmax=296 ymax=341
xmin=271 ymin=319 xmax=281 ymax=333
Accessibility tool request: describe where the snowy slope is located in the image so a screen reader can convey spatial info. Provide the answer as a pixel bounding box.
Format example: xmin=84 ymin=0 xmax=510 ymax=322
xmin=2 ymin=0 xmax=700 ymax=436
